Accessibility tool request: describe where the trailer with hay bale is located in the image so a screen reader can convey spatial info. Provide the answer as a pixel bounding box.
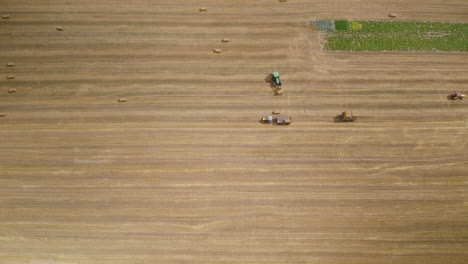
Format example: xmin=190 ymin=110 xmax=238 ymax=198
xmin=449 ymin=92 xmax=465 ymax=100
xmin=260 ymin=115 xmax=291 ymax=125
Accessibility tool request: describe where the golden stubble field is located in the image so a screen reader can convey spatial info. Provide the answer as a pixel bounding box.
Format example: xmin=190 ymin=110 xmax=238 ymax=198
xmin=0 ymin=0 xmax=467 ymax=263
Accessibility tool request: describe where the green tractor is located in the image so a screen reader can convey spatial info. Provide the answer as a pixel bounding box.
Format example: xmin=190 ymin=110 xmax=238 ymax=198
xmin=271 ymin=72 xmax=283 ymax=95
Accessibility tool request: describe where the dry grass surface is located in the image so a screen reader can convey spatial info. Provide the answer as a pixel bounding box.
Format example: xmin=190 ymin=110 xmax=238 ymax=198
xmin=0 ymin=0 xmax=467 ymax=264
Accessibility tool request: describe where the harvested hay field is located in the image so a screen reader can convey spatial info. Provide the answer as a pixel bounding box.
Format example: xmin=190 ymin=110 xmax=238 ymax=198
xmin=0 ymin=1 xmax=467 ymax=264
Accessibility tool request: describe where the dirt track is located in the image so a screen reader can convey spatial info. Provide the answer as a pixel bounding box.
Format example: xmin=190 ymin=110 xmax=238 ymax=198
xmin=1 ymin=1 xmax=468 ymax=263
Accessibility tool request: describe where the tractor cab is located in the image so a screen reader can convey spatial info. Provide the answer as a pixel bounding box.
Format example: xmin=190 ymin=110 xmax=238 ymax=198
xmin=272 ymin=72 xmax=281 ymax=87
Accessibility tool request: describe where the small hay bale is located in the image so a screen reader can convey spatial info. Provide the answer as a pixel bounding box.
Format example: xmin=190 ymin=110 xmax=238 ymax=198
xmin=279 ymin=0 xmax=287 ymax=2
xmin=8 ymin=88 xmax=16 ymax=93
xmin=6 ymin=75 xmax=15 ymax=79
xmin=56 ymin=26 xmax=64 ymax=31
xmin=272 ymin=111 xmax=280 ymax=115
xmin=388 ymin=13 xmax=397 ymax=18
xmin=118 ymin=98 xmax=127 ymax=102
xmin=0 ymin=113 xmax=5 ymax=117
xmin=199 ymin=7 xmax=207 ymax=12
xmin=213 ymin=49 xmax=222 ymax=53
xmin=6 ymin=62 xmax=15 ymax=67
xmin=2 ymin=14 xmax=10 ymax=19
xmin=221 ymin=38 xmax=230 ymax=42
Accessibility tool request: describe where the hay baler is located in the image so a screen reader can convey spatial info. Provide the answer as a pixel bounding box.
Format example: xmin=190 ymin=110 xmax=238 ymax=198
xmin=336 ymin=111 xmax=357 ymax=122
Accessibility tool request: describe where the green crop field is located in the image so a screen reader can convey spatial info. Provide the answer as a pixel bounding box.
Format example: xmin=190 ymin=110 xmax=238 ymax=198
xmin=325 ymin=21 xmax=468 ymax=52
xmin=335 ymin=20 xmax=350 ymax=30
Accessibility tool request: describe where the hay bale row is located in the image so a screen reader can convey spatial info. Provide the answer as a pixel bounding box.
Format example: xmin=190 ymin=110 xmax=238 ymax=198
xmin=198 ymin=8 xmax=232 ymax=53
xmin=214 ymin=38 xmax=232 ymax=53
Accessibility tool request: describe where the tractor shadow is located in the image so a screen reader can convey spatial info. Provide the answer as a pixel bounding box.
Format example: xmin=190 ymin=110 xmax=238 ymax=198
xmin=333 ymin=116 xmax=343 ymax=123
xmin=264 ymin=74 xmax=283 ymax=96
xmin=333 ymin=116 xmax=357 ymax=123
xmin=264 ymin=74 xmax=275 ymax=88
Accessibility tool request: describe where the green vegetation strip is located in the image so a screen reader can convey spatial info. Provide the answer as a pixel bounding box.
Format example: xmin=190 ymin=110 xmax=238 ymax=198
xmin=334 ymin=20 xmax=350 ymax=30
xmin=325 ymin=21 xmax=468 ymax=52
